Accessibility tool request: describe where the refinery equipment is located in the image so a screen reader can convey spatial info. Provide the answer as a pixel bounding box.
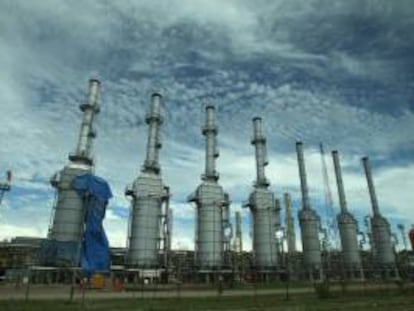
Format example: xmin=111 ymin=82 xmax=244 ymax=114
xmin=296 ymin=142 xmax=323 ymax=280
xmin=362 ymin=157 xmax=397 ymax=278
xmin=233 ymin=211 xmax=243 ymax=253
xmin=188 ymin=105 xmax=231 ymax=275
xmin=332 ymin=150 xmax=362 ymax=279
xmin=125 ymin=93 xmax=170 ymax=269
xmin=244 ymin=117 xmax=277 ymax=275
xmin=319 ymin=143 xmax=338 ymax=249
xmin=397 ymin=224 xmax=408 ymax=250
xmin=284 ymin=193 xmax=296 ymax=255
xmin=0 ymin=171 xmax=12 ymax=205
xmin=48 ymin=79 xmax=101 ymax=249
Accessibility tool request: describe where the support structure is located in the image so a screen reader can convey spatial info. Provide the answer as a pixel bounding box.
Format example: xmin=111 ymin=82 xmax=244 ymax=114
xmin=332 ymin=150 xmax=362 ymax=279
xmin=362 ymin=157 xmax=397 ymax=279
xmin=188 ymin=105 xmax=231 ymax=279
xmin=49 ymin=79 xmax=101 ymax=252
xmin=125 ymin=93 xmax=169 ymax=270
xmin=296 ymin=142 xmax=323 ymax=281
xmin=244 ymin=117 xmax=277 ymax=277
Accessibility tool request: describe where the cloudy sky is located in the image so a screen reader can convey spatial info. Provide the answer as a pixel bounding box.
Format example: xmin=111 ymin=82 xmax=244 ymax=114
xmin=1 ymin=0 xmax=413 ymax=251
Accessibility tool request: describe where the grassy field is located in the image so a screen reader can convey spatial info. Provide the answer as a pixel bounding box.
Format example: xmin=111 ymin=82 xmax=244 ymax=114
xmin=1 ymin=289 xmax=414 ymax=311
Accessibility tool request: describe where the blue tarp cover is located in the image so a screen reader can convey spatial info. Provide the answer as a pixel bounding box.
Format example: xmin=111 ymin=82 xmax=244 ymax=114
xmin=72 ymin=174 xmax=112 ymax=277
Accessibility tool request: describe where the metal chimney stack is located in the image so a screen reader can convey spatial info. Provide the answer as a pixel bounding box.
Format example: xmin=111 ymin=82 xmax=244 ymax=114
xmin=284 ymin=193 xmax=296 ymax=254
xmin=244 ymin=117 xmax=277 ymax=274
xmin=252 ymin=117 xmax=269 ymax=187
xmin=144 ymin=93 xmax=163 ymax=173
xmin=332 ymin=150 xmax=362 ymax=279
xmin=362 ymin=157 xmax=396 ymax=277
xmin=49 ymin=79 xmax=101 ymax=249
xmin=70 ymin=79 xmax=101 ymax=166
xmin=362 ymin=157 xmax=380 ymax=216
xmin=125 ymin=93 xmax=169 ymax=268
xmin=188 ymin=105 xmax=230 ymax=273
xmin=203 ymin=105 xmax=219 ymax=181
xmin=296 ymin=142 xmax=323 ymax=280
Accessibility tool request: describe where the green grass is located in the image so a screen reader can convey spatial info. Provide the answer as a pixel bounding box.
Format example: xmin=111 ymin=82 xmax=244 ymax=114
xmin=1 ymin=289 xmax=414 ymax=311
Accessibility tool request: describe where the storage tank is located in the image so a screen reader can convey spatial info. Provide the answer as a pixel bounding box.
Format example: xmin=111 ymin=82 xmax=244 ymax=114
xmin=332 ymin=150 xmax=362 ymax=278
xmin=125 ymin=93 xmax=169 ymax=268
xmin=362 ymin=157 xmax=396 ymax=275
xmin=296 ymin=142 xmax=322 ymax=280
xmin=188 ymin=105 xmax=230 ymax=270
xmin=244 ymin=117 xmax=277 ymax=272
xmin=49 ymin=79 xmax=101 ymax=244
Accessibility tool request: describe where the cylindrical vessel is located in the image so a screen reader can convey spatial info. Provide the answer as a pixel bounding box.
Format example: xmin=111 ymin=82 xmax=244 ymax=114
xmin=332 ymin=150 xmax=361 ymax=271
xmin=299 ymin=209 xmax=322 ymax=268
xmin=250 ymin=189 xmax=278 ymax=270
xmin=195 ymin=183 xmax=224 ymax=268
xmin=337 ymin=213 xmax=361 ymax=268
xmin=371 ymin=216 xmax=395 ymax=266
xmin=127 ymin=188 xmax=163 ymax=267
xmin=50 ymin=166 xmax=90 ymax=242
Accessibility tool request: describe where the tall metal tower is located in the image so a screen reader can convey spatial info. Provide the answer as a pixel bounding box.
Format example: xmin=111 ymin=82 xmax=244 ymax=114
xmin=319 ymin=143 xmax=338 ymax=249
xmin=244 ymin=117 xmax=278 ymax=274
xmin=284 ymin=193 xmax=296 ymax=254
xmin=362 ymin=157 xmax=397 ymax=278
xmin=126 ymin=93 xmax=170 ymax=268
xmin=234 ymin=211 xmax=243 ymax=253
xmin=332 ymin=150 xmax=362 ymax=279
xmin=188 ymin=105 xmax=231 ymax=273
xmin=0 ymin=171 xmax=12 ymax=205
xmin=49 ymin=79 xmax=101 ymax=245
xmin=296 ymin=142 xmax=323 ymax=280
xmin=397 ymin=224 xmax=408 ymax=251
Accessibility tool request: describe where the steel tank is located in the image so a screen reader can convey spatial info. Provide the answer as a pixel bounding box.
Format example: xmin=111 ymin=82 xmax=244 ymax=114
xmin=296 ymin=142 xmax=322 ymax=277
xmin=189 ymin=106 xmax=227 ymax=269
xmin=49 ymin=79 xmax=100 ymax=243
xmin=362 ymin=157 xmax=395 ymax=269
xmin=332 ymin=150 xmax=362 ymax=273
xmin=126 ymin=93 xmax=168 ymax=268
xmin=245 ymin=117 xmax=277 ymax=271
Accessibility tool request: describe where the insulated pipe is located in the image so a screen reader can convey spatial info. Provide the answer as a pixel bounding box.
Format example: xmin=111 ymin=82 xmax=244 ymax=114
xmin=362 ymin=157 xmax=380 ymax=216
xmin=251 ymin=117 xmax=268 ymax=187
xmin=332 ymin=150 xmax=348 ymax=213
xmin=144 ymin=93 xmax=163 ymax=173
xmin=296 ymin=142 xmax=310 ymax=210
xmin=202 ymin=105 xmax=218 ymax=180
xmin=75 ymin=79 xmax=100 ymax=161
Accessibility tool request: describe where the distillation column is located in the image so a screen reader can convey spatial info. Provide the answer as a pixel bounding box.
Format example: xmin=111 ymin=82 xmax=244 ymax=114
xmin=49 ymin=79 xmax=101 ymax=247
xmin=362 ymin=157 xmax=396 ymax=278
xmin=188 ymin=105 xmax=231 ymax=273
xmin=332 ymin=150 xmax=362 ymax=279
xmin=126 ymin=93 xmax=169 ymax=268
xmin=244 ymin=117 xmax=277 ymax=275
xmin=296 ymin=142 xmax=323 ymax=280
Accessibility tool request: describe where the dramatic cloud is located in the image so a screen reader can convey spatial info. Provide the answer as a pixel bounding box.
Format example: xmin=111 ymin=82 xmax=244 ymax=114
xmin=1 ymin=0 xmax=413 ymax=251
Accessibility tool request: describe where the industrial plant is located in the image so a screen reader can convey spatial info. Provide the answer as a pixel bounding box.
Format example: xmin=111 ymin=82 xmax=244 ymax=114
xmin=1 ymin=79 xmax=414 ymax=295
